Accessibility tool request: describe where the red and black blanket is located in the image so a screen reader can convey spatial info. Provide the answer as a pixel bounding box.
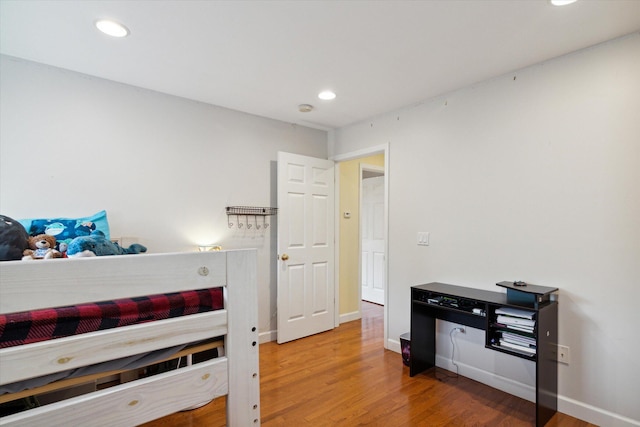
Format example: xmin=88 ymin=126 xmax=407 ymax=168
xmin=0 ymin=288 xmax=223 ymax=349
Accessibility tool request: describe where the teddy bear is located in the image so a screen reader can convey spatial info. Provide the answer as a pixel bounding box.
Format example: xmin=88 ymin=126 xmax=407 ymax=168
xmin=0 ymin=215 xmax=29 ymax=261
xmin=22 ymin=234 xmax=62 ymax=260
xmin=67 ymin=230 xmax=147 ymax=257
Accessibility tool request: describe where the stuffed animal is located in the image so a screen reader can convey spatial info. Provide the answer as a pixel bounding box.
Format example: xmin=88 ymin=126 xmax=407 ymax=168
xmin=67 ymin=230 xmax=147 ymax=257
xmin=23 ymin=234 xmax=62 ymax=260
xmin=0 ymin=215 xmax=29 ymax=261
xmin=58 ymin=241 xmax=69 ymax=258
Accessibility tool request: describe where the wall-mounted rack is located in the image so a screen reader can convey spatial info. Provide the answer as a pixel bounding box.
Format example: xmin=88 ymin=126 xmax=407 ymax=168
xmin=226 ymin=206 xmax=278 ymax=229
xmin=226 ymin=206 xmax=278 ymax=216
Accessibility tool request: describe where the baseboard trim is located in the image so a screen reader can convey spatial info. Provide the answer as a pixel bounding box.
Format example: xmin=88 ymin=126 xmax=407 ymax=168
xmin=259 ymin=330 xmax=277 ymax=344
xmin=387 ymin=338 xmax=401 ymax=353
xmin=339 ymin=310 xmax=360 ymax=324
xmin=558 ymin=395 xmax=640 ymax=427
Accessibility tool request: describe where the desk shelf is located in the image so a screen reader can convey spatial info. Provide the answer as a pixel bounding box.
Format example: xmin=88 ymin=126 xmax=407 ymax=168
xmin=487 ymin=305 xmax=538 ymax=360
xmin=412 ymin=299 xmax=487 ymax=330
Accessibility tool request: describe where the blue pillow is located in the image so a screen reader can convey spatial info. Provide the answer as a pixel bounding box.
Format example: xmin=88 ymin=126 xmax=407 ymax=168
xmin=19 ymin=211 xmax=110 ymax=246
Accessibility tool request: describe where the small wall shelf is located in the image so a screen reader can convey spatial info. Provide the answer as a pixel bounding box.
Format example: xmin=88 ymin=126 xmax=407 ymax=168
xmin=226 ymin=206 xmax=277 ymax=229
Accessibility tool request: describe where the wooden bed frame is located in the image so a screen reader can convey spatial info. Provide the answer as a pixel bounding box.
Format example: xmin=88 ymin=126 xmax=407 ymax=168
xmin=0 ymin=249 xmax=260 ymax=426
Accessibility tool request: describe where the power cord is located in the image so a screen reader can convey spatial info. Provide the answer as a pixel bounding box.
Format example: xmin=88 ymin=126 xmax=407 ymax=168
xmin=435 ymin=327 xmax=464 ymax=382
xmin=450 ymin=327 xmax=462 ymax=377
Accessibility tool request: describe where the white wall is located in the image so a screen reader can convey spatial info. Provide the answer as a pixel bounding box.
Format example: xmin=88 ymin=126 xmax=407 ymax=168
xmin=331 ymin=33 xmax=640 ymax=426
xmin=0 ymin=55 xmax=327 ymax=341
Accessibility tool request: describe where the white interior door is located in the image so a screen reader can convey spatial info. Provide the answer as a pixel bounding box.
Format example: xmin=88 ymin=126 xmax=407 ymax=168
xmin=277 ymin=152 xmax=335 ymax=344
xmin=361 ymin=171 xmax=385 ymax=305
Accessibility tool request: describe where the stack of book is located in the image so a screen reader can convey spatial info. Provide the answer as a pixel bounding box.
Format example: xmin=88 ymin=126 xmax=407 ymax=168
xmin=494 ymin=307 xmax=536 ymax=355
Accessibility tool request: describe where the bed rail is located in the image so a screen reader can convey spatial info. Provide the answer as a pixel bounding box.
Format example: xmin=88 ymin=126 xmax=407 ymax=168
xmin=0 ymin=250 xmax=260 ymax=426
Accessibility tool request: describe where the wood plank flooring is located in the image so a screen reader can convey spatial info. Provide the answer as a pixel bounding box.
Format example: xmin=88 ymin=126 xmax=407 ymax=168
xmin=142 ymin=302 xmax=595 ymax=426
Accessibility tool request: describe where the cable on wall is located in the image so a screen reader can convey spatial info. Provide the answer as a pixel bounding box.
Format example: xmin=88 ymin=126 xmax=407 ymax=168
xmin=450 ymin=328 xmax=462 ymax=376
xmin=435 ymin=327 xmax=464 ymax=382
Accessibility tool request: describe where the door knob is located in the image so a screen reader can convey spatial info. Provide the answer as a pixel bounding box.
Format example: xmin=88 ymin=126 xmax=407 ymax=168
xmin=281 ymin=253 xmax=289 ymax=261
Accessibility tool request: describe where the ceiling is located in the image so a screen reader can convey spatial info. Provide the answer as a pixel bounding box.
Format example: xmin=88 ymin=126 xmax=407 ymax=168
xmin=1 ymin=1 xmax=639 ymax=131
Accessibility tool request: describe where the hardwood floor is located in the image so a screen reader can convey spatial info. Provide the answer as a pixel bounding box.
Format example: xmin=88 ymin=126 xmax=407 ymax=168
xmin=142 ymin=302 xmax=594 ymax=426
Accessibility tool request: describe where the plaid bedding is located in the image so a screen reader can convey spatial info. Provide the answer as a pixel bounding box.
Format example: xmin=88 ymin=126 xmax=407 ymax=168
xmin=0 ymin=288 xmax=223 ymax=349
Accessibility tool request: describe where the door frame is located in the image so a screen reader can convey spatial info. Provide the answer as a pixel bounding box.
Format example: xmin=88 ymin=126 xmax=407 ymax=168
xmin=331 ymin=143 xmax=390 ymax=349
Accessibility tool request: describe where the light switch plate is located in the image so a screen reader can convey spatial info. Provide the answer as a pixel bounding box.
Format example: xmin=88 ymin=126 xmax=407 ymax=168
xmin=417 ymin=232 xmax=430 ymax=246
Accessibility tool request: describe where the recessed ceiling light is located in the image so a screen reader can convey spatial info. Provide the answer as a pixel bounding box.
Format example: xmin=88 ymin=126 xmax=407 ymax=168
xmin=298 ymin=104 xmax=314 ymax=113
xmin=318 ymin=91 xmax=337 ymax=101
xmin=95 ymin=19 xmax=129 ymax=37
xmin=550 ymin=0 xmax=578 ymax=6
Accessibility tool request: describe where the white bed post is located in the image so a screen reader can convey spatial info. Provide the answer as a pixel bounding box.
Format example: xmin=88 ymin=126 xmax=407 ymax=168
xmin=225 ymin=249 xmax=260 ymax=426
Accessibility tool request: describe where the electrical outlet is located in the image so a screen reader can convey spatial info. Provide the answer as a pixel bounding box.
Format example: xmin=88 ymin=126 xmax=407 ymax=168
xmin=455 ymin=327 xmax=465 ymax=334
xmin=557 ymin=345 xmax=570 ymax=364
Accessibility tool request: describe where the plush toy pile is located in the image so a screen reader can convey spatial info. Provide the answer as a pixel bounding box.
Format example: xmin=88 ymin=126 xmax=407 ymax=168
xmin=67 ymin=230 xmax=147 ymax=257
xmin=1 ymin=213 xmax=147 ymax=261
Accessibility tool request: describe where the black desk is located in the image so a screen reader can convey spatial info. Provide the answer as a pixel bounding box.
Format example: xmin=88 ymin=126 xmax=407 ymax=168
xmin=410 ymin=282 xmax=558 ymax=427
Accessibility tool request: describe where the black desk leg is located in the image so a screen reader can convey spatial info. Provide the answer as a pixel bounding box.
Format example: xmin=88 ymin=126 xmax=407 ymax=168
xmin=536 ymin=302 xmax=558 ymax=426
xmin=410 ymin=304 xmax=436 ymax=377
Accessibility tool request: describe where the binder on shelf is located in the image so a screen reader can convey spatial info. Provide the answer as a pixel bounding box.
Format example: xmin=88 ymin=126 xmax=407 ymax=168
xmin=496 ymin=315 xmax=535 ymax=328
xmin=498 ymin=340 xmax=536 ymax=355
xmin=505 ymin=324 xmax=535 ymax=333
xmin=495 ymin=307 xmax=535 ymax=319
xmin=501 ymin=332 xmax=536 ymax=348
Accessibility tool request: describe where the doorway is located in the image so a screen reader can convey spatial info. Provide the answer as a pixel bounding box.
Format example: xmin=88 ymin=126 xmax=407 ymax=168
xmin=360 ymin=164 xmax=385 ymax=306
xmin=333 ymin=143 xmax=389 ymax=348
